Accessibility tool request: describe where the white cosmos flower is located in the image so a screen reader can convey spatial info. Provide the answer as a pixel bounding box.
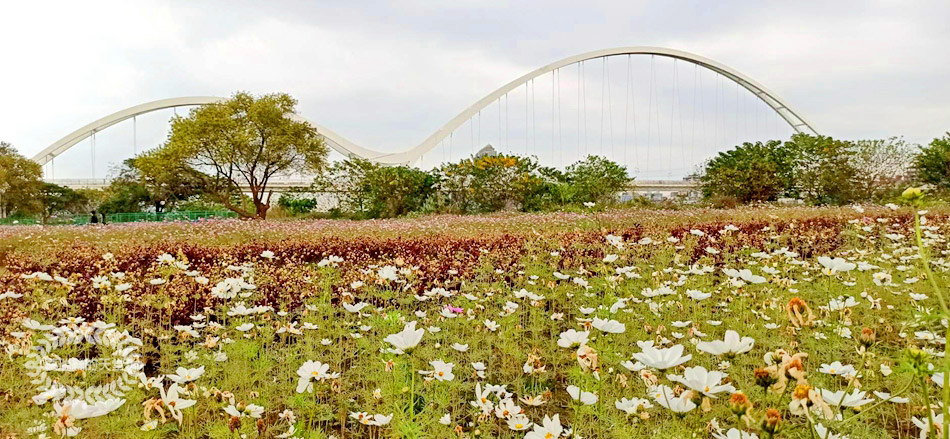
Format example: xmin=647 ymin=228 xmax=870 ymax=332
xmin=439 ymin=413 xmax=451 ymax=425
xmin=343 ymin=302 xmax=369 ymax=313
xmin=913 ymin=412 xmax=945 ymax=439
xmin=667 ymin=366 xmax=736 ymax=398
xmin=160 ymin=383 xmax=195 ymax=424
xmin=506 ymin=413 xmax=532 ymax=430
xmin=235 ymin=323 xmax=254 ymax=332
xmin=713 ymin=428 xmax=760 ymax=439
xmin=167 ymin=366 xmax=204 ymax=384
xmin=651 ymin=385 xmax=697 ymax=414
xmin=566 ymin=385 xmax=598 ymax=405
xmin=686 ymin=289 xmax=711 ymax=300
xmin=296 ymin=361 xmax=335 ymax=393
xmin=722 ymin=268 xmax=766 ymax=284
xmin=631 ymin=341 xmax=692 ymax=370
xmin=696 ymin=330 xmax=755 ymax=356
xmin=813 ymin=424 xmax=848 ymax=439
xmin=819 ymin=361 xmax=857 ymax=377
xmin=377 ymin=265 xmax=398 ymax=281
xmin=557 ymin=329 xmax=590 ymax=348
xmin=873 ymin=391 xmax=909 ymax=403
xmin=426 ymin=360 xmax=455 ymax=381
xmin=260 ymin=250 xmax=275 ymax=259
xmin=524 ymin=414 xmax=562 ymax=439
xmin=615 ymin=397 xmax=652 ymax=414
xmin=817 ymin=256 xmax=856 ymax=273
xmin=383 ymin=321 xmax=424 ymax=353
xmin=451 ymin=343 xmax=469 ymax=352
xmin=368 ymin=413 xmax=393 ymax=426
xmin=819 ymin=389 xmax=873 ymax=408
xmin=592 ymin=318 xmax=625 ymax=334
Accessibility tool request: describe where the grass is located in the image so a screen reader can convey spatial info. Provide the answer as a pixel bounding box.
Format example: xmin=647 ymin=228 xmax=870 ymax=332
xmin=0 ymin=205 xmax=943 ymax=438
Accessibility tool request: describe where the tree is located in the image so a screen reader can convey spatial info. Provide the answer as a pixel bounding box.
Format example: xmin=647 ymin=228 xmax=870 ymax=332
xmin=785 ymin=134 xmax=859 ymax=205
xmin=564 ymin=155 xmax=632 ymax=204
xmin=0 ymin=142 xmax=44 ymax=218
xmin=914 ymin=133 xmax=950 ymax=190
xmin=316 ymin=158 xmax=435 ymax=218
xmin=98 ymin=160 xmax=151 ymax=214
xmin=39 ymin=183 xmax=88 ymax=224
xmin=133 ymin=149 xmax=208 ymax=212
xmin=699 ymin=140 xmax=794 ymax=203
xmin=156 ymin=92 xmax=329 ymax=219
xmin=851 ymin=137 xmax=914 ymax=200
xmin=435 ymin=153 xmax=547 ymax=213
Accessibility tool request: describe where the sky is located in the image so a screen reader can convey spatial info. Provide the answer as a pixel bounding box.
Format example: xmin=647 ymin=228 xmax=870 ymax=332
xmin=1 ymin=1 xmax=948 ymax=179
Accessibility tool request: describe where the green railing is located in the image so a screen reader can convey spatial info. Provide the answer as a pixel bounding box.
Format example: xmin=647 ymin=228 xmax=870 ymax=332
xmin=0 ymin=210 xmax=238 ymax=226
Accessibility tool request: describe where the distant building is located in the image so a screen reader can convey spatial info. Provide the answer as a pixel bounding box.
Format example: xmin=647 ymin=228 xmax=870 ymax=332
xmin=475 ymin=144 xmax=497 ymax=158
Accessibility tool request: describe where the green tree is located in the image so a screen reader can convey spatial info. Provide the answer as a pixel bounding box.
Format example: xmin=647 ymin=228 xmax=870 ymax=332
xmin=564 ymin=155 xmax=632 ymax=204
xmin=316 ymin=158 xmax=435 ymax=218
xmin=155 ymin=92 xmax=329 ymax=219
xmin=435 ymin=154 xmax=546 ymax=213
xmin=0 ymin=142 xmax=44 ymax=218
xmin=133 ymin=148 xmax=208 ymax=212
xmin=39 ymin=183 xmax=88 ymax=224
xmin=98 ymin=160 xmax=151 ymax=214
xmin=785 ymin=133 xmax=859 ymax=205
xmin=699 ymin=140 xmax=793 ymax=203
xmin=914 ymin=133 xmax=950 ymax=190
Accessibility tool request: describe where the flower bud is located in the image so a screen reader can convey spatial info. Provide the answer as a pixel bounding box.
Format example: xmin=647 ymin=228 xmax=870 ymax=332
xmin=860 ymin=327 xmax=876 ymax=347
xmin=761 ymin=408 xmax=782 ymax=435
xmin=729 ymin=392 xmax=752 ymax=418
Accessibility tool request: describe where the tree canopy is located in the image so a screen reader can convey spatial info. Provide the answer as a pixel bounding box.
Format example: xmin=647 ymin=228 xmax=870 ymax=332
xmin=0 ymin=142 xmax=44 ymax=218
xmin=154 ymin=92 xmax=329 ymax=219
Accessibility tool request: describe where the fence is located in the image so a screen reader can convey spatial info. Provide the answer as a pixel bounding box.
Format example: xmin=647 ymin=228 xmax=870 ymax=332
xmin=0 ymin=210 xmax=238 ymax=226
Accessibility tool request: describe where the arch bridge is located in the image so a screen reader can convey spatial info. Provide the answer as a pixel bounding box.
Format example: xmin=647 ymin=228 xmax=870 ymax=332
xmin=34 ymin=46 xmax=818 ymax=197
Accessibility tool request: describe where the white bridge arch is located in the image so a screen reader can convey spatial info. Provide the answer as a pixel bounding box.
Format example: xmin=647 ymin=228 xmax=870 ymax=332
xmin=32 ymin=46 xmax=818 ymax=168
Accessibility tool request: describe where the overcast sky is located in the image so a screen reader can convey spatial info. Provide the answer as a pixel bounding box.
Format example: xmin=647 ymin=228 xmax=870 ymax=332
xmin=2 ymin=1 xmax=948 ymax=178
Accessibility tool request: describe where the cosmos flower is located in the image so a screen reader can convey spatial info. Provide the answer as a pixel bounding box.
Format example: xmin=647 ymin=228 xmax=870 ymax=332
xmin=667 ymin=366 xmax=736 ymax=398
xmin=651 ymin=385 xmax=696 ymax=414
xmin=523 ymin=414 xmax=562 ymax=439
xmin=566 ymin=385 xmax=597 ymax=405
xmin=557 ymin=329 xmax=590 ymax=348
xmin=696 ymin=331 xmax=755 ymax=357
xmin=383 ymin=321 xmax=424 ymax=353
xmin=631 ymin=341 xmax=692 ymax=370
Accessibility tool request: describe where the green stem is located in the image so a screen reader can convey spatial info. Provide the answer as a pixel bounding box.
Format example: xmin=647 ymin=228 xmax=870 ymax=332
xmin=921 ymin=374 xmax=938 ymax=439
xmin=914 ymin=211 xmax=950 ymax=437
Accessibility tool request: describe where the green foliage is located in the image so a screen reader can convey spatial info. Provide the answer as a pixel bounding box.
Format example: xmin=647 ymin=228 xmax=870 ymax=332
xmin=277 ymin=192 xmax=319 ymax=215
xmin=156 ymin=91 xmax=329 ymax=219
xmin=39 ymin=183 xmax=88 ymax=223
xmin=316 ymin=158 xmax=436 ymax=218
xmin=914 ymin=133 xmax=950 ymax=190
xmin=784 ymin=133 xmax=860 ymax=205
xmin=700 ymin=134 xmax=905 ymax=206
xmin=563 ymin=155 xmax=632 ymax=204
xmin=0 ymin=142 xmax=44 ymax=217
xmin=700 ymin=140 xmax=793 ymax=203
xmin=434 ymin=153 xmax=547 ymax=213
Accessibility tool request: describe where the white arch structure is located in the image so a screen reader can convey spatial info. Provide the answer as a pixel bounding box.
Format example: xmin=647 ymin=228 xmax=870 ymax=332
xmin=32 ymin=46 xmax=818 ymax=168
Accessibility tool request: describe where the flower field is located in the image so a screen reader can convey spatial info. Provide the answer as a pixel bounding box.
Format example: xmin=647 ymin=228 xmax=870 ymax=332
xmin=0 ymin=206 xmax=945 ymax=438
